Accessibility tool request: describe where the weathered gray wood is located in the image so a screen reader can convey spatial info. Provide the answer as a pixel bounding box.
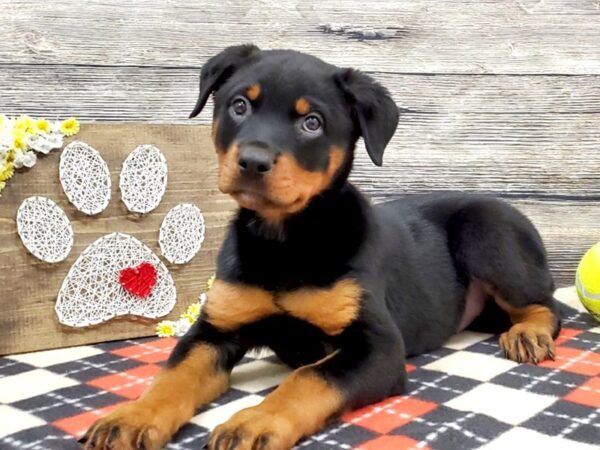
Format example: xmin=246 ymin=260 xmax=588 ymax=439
xmin=3 ymin=66 xmax=600 ymax=119
xmin=2 ymin=65 xmax=599 ymax=200
xmin=2 ymin=0 xmax=600 ymax=73
xmin=352 ymin=111 xmax=600 ymax=200
xmin=0 ymin=0 xmax=598 ymax=302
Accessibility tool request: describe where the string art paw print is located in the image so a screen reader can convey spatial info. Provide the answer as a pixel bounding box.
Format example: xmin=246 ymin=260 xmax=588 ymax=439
xmin=16 ymin=141 xmax=205 ymax=328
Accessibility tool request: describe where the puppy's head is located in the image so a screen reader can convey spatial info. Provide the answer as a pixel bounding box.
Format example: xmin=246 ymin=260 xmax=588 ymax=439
xmin=190 ymin=44 xmax=399 ymax=222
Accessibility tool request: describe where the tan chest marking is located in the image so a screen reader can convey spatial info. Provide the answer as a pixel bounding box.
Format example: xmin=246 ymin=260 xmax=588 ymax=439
xmin=204 ymin=280 xmax=278 ymax=331
xmin=204 ymin=279 xmax=362 ymax=335
xmin=278 ymin=279 xmax=362 ymax=335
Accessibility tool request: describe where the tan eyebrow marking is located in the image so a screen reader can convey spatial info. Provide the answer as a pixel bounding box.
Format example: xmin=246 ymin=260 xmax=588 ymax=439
xmin=295 ymin=97 xmax=311 ymax=115
xmin=246 ymin=84 xmax=261 ymax=101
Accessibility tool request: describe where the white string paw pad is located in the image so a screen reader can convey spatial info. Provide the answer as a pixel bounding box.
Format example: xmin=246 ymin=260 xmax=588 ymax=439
xmin=17 ymin=196 xmax=74 ymax=263
xmin=55 ymin=232 xmax=176 ymax=327
xmin=59 ymin=141 xmax=111 ymax=215
xmin=159 ymin=203 xmax=205 ymax=264
xmin=120 ymin=144 xmax=168 ymax=213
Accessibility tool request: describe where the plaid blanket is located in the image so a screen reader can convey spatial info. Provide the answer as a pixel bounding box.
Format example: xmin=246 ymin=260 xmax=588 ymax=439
xmin=1 ymin=291 xmax=598 ymax=450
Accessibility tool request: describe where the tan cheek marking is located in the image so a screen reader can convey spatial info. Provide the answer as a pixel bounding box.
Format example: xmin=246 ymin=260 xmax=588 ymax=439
xmin=295 ymin=97 xmax=311 ymax=115
xmin=265 ymin=146 xmax=346 ymax=214
xmin=278 ymin=279 xmax=361 ymax=335
xmin=271 ymin=146 xmax=345 ymax=197
xmin=323 ymin=146 xmax=345 ymax=188
xmin=217 ymin=144 xmax=240 ymax=194
xmin=270 ymin=153 xmax=323 ymax=201
xmin=246 ymin=84 xmax=261 ymax=101
xmin=204 ymin=279 xmax=280 ymax=331
xmin=250 ymin=145 xmax=346 ymax=222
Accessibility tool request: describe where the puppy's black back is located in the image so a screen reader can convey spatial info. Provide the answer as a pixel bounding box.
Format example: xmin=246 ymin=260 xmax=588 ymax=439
xmin=373 ymin=193 xmax=554 ymax=355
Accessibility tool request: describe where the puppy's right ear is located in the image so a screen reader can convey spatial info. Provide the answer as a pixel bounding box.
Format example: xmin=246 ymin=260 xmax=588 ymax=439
xmin=189 ymin=44 xmax=260 ymax=118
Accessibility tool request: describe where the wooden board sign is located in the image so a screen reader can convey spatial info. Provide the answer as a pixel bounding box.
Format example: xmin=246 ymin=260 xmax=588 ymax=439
xmin=0 ymin=123 xmax=235 ymax=355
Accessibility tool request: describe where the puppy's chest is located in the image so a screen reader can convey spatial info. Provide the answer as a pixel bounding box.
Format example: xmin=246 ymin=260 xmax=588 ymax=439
xmin=204 ymin=279 xmax=362 ymax=336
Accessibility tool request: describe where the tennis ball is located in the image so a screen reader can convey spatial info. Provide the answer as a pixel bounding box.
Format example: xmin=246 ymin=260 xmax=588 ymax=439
xmin=576 ymin=242 xmax=600 ymax=322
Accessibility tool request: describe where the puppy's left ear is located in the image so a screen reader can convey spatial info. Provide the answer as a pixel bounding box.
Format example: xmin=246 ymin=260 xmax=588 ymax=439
xmin=334 ymin=69 xmax=399 ymax=166
xmin=189 ymin=44 xmax=260 ymax=118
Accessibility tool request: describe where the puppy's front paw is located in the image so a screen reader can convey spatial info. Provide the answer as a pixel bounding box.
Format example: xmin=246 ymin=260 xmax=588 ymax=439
xmin=79 ymin=401 xmax=170 ymax=450
xmin=499 ymin=323 xmax=555 ymax=364
xmin=208 ymin=405 xmax=297 ymax=450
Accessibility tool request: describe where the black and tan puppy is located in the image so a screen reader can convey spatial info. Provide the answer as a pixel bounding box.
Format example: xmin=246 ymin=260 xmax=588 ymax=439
xmin=82 ymin=45 xmax=560 ymax=450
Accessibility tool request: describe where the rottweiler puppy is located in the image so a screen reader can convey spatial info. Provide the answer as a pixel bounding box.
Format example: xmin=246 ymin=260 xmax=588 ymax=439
xmin=82 ymin=45 xmax=560 ymax=450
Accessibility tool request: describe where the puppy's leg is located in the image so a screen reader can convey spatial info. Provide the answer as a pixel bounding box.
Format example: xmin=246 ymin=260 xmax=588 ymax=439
xmin=208 ymin=322 xmax=407 ymax=450
xmin=209 ymin=358 xmax=342 ymax=450
xmin=494 ymin=291 xmax=559 ymax=364
xmin=80 ymin=280 xmax=278 ymax=449
xmin=448 ymin=199 xmax=560 ymax=364
xmin=80 ymin=320 xmax=246 ymax=450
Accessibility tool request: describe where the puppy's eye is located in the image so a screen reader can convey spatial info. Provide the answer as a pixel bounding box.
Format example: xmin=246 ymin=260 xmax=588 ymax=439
xmin=230 ymin=97 xmax=250 ymax=117
xmin=302 ymin=114 xmax=322 ymax=132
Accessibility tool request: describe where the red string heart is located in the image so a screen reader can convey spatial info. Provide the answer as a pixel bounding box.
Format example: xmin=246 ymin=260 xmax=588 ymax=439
xmin=119 ymin=262 xmax=157 ymax=298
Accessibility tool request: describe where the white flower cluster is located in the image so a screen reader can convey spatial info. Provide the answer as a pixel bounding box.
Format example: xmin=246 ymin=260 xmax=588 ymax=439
xmin=0 ymin=115 xmax=79 ymax=169
xmin=1 ymin=115 xmax=80 ymax=198
xmin=156 ymin=292 xmax=208 ymax=337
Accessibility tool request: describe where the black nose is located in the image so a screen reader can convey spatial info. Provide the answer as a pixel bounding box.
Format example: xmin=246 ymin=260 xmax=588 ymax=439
xmin=238 ymin=146 xmax=274 ymax=175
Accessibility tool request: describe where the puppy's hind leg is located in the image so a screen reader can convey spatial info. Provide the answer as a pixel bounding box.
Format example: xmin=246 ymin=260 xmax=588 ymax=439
xmin=485 ymin=284 xmax=558 ymax=364
xmin=448 ymin=199 xmax=560 ymax=364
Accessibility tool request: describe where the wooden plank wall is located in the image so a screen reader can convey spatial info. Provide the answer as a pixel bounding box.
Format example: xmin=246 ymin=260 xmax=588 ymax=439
xmin=1 ymin=0 xmax=600 ymax=287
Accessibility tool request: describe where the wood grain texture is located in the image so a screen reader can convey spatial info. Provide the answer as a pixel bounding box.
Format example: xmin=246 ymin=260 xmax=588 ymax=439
xmin=1 ymin=66 xmax=599 ymax=199
xmin=0 ymin=123 xmax=235 ymax=355
xmin=3 ymin=66 xmax=600 ymax=119
xmin=2 ymin=0 xmax=600 ymax=74
xmin=512 ymin=199 xmax=600 ymax=287
xmin=1 ymin=0 xmax=599 ymax=352
xmin=352 ymin=111 xmax=600 ymax=200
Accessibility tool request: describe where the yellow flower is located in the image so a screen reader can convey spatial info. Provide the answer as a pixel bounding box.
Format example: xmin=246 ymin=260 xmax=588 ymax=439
xmin=60 ymin=117 xmax=80 ymax=136
xmin=14 ymin=115 xmax=34 ymax=133
xmin=186 ymin=302 xmax=202 ymax=319
xmin=0 ymin=115 xmax=4 ymax=130
xmin=13 ymin=132 xmax=27 ymax=151
xmin=35 ymin=119 xmax=51 ymax=134
xmin=0 ymin=162 xmax=14 ymax=182
xmin=180 ymin=312 xmax=198 ymax=325
xmin=5 ymin=149 xmax=15 ymax=163
xmin=13 ymin=126 xmax=25 ymax=139
xmin=207 ymin=274 xmax=216 ymax=290
xmin=156 ymin=321 xmax=176 ymax=338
